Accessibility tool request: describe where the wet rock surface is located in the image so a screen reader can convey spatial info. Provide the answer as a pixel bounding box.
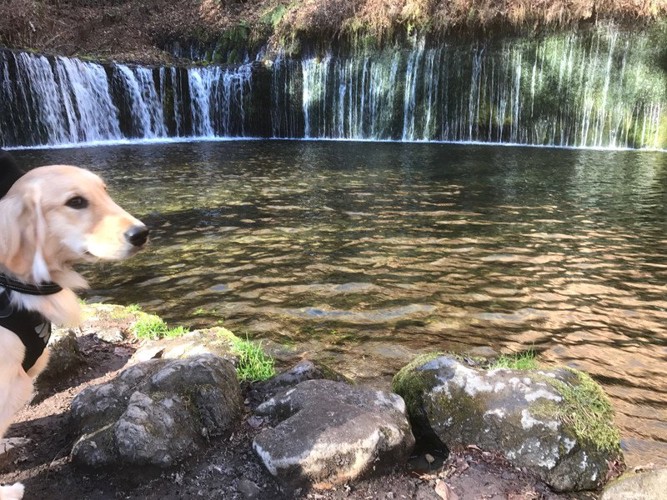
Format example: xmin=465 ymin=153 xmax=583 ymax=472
xmin=130 ymin=326 xmax=238 ymax=364
xmin=37 ymin=330 xmax=85 ymax=381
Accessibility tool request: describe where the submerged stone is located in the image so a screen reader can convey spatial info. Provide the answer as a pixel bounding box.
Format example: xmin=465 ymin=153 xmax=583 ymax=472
xmin=393 ymin=354 xmax=623 ymax=492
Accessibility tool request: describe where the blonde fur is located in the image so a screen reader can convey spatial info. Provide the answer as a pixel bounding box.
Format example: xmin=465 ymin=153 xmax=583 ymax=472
xmin=0 ymin=165 xmax=147 ymax=499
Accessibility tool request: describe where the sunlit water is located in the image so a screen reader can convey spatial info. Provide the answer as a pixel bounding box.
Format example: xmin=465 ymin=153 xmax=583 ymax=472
xmin=13 ymin=140 xmax=667 ymax=467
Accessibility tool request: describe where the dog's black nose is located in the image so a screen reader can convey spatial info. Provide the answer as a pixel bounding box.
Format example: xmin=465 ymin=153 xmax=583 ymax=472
xmin=125 ymin=225 xmax=149 ymax=247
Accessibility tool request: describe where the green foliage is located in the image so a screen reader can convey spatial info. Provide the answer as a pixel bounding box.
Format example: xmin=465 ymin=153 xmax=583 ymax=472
xmin=489 ymin=349 xmax=538 ymax=370
xmin=261 ymin=5 xmax=288 ymax=29
xmin=209 ymin=24 xmax=252 ymax=63
xmin=132 ymin=314 xmax=188 ymax=340
xmin=229 ymin=334 xmax=276 ymax=382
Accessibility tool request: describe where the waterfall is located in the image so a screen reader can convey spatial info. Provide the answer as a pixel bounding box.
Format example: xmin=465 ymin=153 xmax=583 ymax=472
xmin=0 ymin=52 xmax=123 ymax=145
xmin=0 ymin=50 xmax=255 ymax=147
xmin=188 ymin=68 xmax=215 ymax=137
xmin=270 ymin=54 xmax=303 ymax=138
xmin=0 ymin=24 xmax=665 ymax=149
xmin=294 ymin=28 xmax=665 ymax=148
xmin=188 ymin=64 xmax=253 ymax=137
xmin=54 ymin=57 xmax=122 ymax=143
xmin=113 ymin=65 xmax=167 ymax=139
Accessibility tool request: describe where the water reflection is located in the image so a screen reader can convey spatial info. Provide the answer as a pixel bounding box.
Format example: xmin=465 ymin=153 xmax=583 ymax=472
xmin=13 ymin=141 xmax=667 ymax=467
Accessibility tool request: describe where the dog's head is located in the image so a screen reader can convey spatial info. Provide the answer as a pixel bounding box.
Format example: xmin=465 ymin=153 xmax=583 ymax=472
xmin=0 ymin=164 xmax=148 ymax=284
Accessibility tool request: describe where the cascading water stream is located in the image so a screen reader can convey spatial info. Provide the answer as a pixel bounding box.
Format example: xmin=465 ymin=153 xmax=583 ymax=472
xmin=0 ymin=50 xmax=254 ymax=147
xmin=114 ymin=65 xmax=166 ymax=139
xmin=54 ymin=57 xmax=122 ymax=143
xmin=0 ymin=24 xmax=664 ymax=149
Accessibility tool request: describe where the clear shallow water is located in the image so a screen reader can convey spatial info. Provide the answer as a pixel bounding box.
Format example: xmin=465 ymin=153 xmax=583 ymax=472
xmin=13 ymin=141 xmax=667 ymax=467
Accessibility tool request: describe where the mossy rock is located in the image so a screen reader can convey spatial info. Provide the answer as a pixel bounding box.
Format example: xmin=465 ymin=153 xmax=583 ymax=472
xmin=392 ymin=354 xmax=624 ymax=492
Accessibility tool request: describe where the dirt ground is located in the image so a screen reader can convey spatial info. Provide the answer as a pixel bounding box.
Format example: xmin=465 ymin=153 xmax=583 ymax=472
xmin=0 ymin=323 xmax=599 ymax=500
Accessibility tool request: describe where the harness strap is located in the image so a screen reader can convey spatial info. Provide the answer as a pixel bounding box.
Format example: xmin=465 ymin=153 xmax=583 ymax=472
xmin=0 ymin=273 xmax=62 ymax=296
xmin=0 ymin=289 xmax=53 ymax=371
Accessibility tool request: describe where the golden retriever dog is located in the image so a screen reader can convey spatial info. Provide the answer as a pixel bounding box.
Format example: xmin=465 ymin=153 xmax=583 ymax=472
xmin=0 ymin=165 xmax=148 ymax=499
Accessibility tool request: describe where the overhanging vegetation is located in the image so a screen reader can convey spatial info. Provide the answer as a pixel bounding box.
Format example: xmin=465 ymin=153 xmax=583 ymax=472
xmin=0 ymin=0 xmax=665 ymax=63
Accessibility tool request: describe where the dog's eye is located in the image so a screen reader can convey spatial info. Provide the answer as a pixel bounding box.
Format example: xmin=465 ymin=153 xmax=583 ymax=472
xmin=65 ymin=196 xmax=89 ymax=209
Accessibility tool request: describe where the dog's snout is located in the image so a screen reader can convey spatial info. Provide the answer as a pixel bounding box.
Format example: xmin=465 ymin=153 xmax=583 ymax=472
xmin=124 ymin=225 xmax=149 ymax=247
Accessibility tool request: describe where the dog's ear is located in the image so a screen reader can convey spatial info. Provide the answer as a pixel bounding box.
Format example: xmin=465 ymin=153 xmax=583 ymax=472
xmin=0 ymin=185 xmax=49 ymax=281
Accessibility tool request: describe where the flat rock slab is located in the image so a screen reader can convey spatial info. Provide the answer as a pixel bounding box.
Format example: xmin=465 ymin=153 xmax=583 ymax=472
xmin=253 ymin=379 xmax=415 ymax=490
xmin=67 ymin=303 xmax=148 ymax=343
xmin=248 ymin=359 xmax=350 ymax=406
xmin=70 ymin=354 xmax=242 ymax=468
xmin=0 ymin=438 xmax=31 ymax=469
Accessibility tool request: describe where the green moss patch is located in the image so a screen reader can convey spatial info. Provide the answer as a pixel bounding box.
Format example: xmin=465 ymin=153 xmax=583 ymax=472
xmin=548 ymin=368 xmax=621 ymax=454
xmin=392 ymin=352 xmax=443 ymax=417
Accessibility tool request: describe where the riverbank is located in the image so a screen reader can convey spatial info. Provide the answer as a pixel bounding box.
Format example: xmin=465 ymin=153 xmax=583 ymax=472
xmin=1 ymin=0 xmax=665 ymax=64
xmin=0 ymin=303 xmax=611 ymax=499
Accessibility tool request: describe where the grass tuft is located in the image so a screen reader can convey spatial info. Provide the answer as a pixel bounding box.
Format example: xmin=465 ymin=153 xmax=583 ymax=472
xmin=489 ymin=349 xmax=539 ymax=370
xmin=229 ymin=334 xmax=276 ymax=382
xmin=126 ymin=303 xmax=142 ymax=313
xmin=132 ymin=314 xmax=188 ymax=340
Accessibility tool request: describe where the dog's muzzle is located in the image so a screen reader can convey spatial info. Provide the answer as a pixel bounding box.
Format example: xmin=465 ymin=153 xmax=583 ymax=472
xmin=124 ymin=224 xmax=149 ymax=247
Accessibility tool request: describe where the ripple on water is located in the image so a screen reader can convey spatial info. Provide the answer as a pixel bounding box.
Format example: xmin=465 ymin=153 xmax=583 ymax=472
xmin=274 ymin=304 xmax=437 ymax=323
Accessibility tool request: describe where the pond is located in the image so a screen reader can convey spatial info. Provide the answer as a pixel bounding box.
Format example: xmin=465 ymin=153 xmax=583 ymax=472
xmin=11 ymin=140 xmax=667 ymax=468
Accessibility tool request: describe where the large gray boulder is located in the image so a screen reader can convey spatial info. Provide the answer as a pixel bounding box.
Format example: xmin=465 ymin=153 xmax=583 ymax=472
xmin=393 ymin=355 xmax=623 ymax=492
xmin=70 ymin=354 xmax=242 ymax=468
xmin=253 ymin=379 xmax=415 ymax=490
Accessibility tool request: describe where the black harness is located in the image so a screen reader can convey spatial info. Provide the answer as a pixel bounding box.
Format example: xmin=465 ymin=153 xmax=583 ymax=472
xmin=0 ymin=274 xmax=63 ymax=372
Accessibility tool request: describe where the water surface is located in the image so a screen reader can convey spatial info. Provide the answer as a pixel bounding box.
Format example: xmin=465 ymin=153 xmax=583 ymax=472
xmin=13 ymin=140 xmax=667 ymax=467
